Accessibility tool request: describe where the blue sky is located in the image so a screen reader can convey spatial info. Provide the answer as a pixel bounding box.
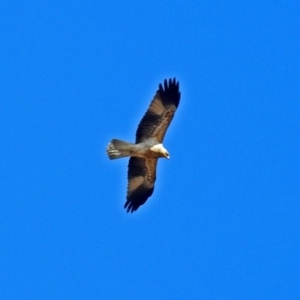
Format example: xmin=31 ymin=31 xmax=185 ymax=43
xmin=1 ymin=1 xmax=300 ymax=299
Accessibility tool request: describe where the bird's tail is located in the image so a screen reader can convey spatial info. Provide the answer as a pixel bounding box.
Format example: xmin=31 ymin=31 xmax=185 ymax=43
xmin=106 ymin=139 xmax=135 ymax=160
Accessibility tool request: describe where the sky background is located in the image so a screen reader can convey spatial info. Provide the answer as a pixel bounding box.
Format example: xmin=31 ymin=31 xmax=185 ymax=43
xmin=1 ymin=1 xmax=300 ymax=299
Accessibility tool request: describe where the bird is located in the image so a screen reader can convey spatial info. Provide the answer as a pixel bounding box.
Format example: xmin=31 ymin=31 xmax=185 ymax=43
xmin=106 ymin=78 xmax=181 ymax=212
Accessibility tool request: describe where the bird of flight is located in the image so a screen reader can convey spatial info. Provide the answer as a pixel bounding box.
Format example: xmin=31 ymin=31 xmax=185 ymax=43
xmin=106 ymin=78 xmax=181 ymax=212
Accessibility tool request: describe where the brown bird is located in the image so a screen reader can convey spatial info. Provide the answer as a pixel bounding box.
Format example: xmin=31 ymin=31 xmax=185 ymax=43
xmin=106 ymin=78 xmax=180 ymax=212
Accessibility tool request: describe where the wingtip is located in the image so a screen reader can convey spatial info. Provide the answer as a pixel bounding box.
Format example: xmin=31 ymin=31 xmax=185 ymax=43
xmin=160 ymin=78 xmax=179 ymax=91
xmin=158 ymin=77 xmax=180 ymax=108
xmin=163 ymin=78 xmax=179 ymax=90
xmin=124 ymin=184 xmax=154 ymax=213
xmin=124 ymin=200 xmax=138 ymax=213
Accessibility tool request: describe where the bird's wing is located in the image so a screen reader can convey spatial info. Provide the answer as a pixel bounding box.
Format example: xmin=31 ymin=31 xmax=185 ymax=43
xmin=135 ymin=78 xmax=180 ymax=143
xmin=125 ymin=157 xmax=158 ymax=212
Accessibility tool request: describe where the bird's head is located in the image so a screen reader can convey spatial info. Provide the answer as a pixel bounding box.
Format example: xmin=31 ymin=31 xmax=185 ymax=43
xmin=162 ymin=149 xmax=170 ymax=159
xmin=151 ymin=144 xmax=170 ymax=159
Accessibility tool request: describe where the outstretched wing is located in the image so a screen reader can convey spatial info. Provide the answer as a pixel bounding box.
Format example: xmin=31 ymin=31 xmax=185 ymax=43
xmin=125 ymin=157 xmax=158 ymax=213
xmin=135 ymin=78 xmax=180 ymax=143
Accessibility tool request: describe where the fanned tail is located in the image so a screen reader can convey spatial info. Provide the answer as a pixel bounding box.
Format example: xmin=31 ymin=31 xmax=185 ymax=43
xmin=106 ymin=139 xmax=134 ymax=160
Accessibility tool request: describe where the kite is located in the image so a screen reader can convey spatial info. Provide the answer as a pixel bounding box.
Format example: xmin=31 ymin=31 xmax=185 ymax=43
xmin=106 ymin=78 xmax=181 ymax=212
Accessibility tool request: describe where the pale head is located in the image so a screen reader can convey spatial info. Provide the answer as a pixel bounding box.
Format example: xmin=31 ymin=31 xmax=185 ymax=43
xmin=150 ymin=144 xmax=170 ymax=159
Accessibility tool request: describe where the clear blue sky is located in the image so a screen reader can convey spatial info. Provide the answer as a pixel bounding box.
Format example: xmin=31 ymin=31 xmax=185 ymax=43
xmin=1 ymin=1 xmax=300 ymax=299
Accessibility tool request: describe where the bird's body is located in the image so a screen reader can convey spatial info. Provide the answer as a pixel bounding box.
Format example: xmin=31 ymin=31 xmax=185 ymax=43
xmin=107 ymin=139 xmax=169 ymax=159
xmin=106 ymin=78 xmax=180 ymax=212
